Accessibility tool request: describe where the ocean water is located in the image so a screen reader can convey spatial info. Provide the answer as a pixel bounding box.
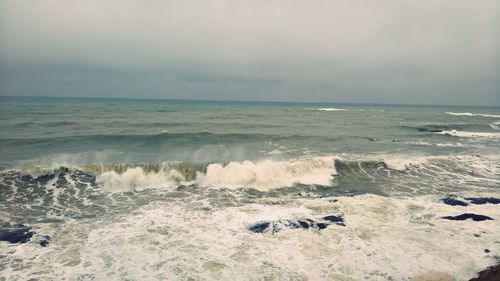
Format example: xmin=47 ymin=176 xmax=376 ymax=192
xmin=0 ymin=96 xmax=499 ymax=280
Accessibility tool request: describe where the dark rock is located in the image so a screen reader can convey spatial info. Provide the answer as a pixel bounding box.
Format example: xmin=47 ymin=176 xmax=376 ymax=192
xmin=470 ymin=264 xmax=500 ymax=281
xmin=248 ymin=222 xmax=270 ymax=233
xmin=442 ymin=197 xmax=469 ymax=206
xmin=323 ymin=215 xmax=345 ymax=226
xmin=298 ymin=220 xmax=310 ymax=229
xmin=248 ymin=215 xmax=345 ymax=234
xmin=465 ymin=197 xmax=500 ymax=205
xmin=0 ymin=222 xmax=34 ymax=243
xmin=442 ymin=213 xmax=493 ymax=222
xmin=484 ymin=249 xmax=490 ymax=253
xmin=39 ymin=236 xmax=51 ymax=247
xmin=474 ymin=234 xmax=481 ymax=237
xmin=316 ymin=223 xmax=327 ymax=230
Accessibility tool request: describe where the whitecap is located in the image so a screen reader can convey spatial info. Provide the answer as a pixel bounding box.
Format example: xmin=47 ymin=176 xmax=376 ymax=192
xmin=196 ymin=157 xmax=336 ymax=191
xmin=446 ymin=112 xmax=500 ymax=118
xmin=95 ymin=157 xmax=337 ymax=192
xmin=315 ymin=108 xmax=346 ymax=112
xmin=437 ymin=130 xmax=500 ymax=138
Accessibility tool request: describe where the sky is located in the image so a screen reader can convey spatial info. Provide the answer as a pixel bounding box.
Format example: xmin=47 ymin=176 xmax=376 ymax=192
xmin=0 ymin=0 xmax=499 ymax=106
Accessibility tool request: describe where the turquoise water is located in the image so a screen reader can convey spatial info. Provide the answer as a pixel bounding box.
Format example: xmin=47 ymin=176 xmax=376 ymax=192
xmin=0 ymin=96 xmax=499 ymax=280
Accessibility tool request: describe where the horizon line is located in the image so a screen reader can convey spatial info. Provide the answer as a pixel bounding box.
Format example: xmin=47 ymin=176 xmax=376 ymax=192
xmin=1 ymin=94 xmax=499 ymax=108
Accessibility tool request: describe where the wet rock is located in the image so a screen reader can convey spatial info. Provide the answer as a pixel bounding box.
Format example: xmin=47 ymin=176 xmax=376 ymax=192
xmin=465 ymin=197 xmax=500 ymax=205
xmin=316 ymin=223 xmax=327 ymax=230
xmin=484 ymin=249 xmax=490 ymax=253
xmin=297 ymin=220 xmax=310 ymax=229
xmin=323 ymin=215 xmax=345 ymax=226
xmin=248 ymin=222 xmax=270 ymax=233
xmin=441 ymin=197 xmax=469 ymax=206
xmin=0 ymin=221 xmax=34 ymax=243
xmin=248 ymin=215 xmax=345 ymax=234
xmin=39 ymin=235 xmax=51 ymax=247
xmin=470 ymin=264 xmax=500 ymax=281
xmin=442 ymin=213 xmax=493 ymax=222
xmin=440 ymin=196 xmax=500 ymax=206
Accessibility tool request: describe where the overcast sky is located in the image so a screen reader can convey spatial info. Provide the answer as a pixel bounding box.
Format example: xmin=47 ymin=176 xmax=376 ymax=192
xmin=0 ymin=0 xmax=499 ymax=106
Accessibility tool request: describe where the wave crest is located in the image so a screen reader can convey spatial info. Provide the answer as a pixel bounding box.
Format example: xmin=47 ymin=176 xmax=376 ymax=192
xmin=315 ymin=108 xmax=346 ymax=112
xmin=446 ymin=112 xmax=500 ymax=118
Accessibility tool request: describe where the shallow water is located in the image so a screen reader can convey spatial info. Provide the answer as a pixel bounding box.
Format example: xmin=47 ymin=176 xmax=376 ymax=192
xmin=0 ymin=97 xmax=499 ymax=280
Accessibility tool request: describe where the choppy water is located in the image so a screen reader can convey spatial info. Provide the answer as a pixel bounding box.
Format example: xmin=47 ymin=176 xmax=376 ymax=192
xmin=0 ymin=96 xmax=499 ymax=280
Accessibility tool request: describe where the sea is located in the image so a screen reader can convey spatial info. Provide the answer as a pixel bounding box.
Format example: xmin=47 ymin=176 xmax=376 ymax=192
xmin=0 ymin=96 xmax=499 ymax=280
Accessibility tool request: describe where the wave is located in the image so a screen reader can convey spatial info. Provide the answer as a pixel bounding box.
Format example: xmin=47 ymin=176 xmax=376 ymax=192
xmin=98 ymin=157 xmax=337 ymax=192
xmin=446 ymin=112 xmax=500 ymax=118
xmin=401 ymin=123 xmax=493 ymax=133
xmin=406 ymin=140 xmax=465 ymax=147
xmin=4 ymin=154 xmax=496 ymax=194
xmin=314 ymin=108 xmax=346 ymax=112
xmin=4 ymin=157 xmax=337 ymax=192
xmin=0 ymin=132 xmax=338 ymax=147
xmin=436 ymin=130 xmax=500 ymax=138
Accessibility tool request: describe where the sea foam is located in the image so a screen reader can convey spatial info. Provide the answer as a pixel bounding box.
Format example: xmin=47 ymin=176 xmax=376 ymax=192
xmin=437 ymin=130 xmax=500 ymax=138
xmin=315 ymin=108 xmax=346 ymax=112
xmin=95 ymin=157 xmax=337 ymax=192
xmin=446 ymin=112 xmax=500 ymax=118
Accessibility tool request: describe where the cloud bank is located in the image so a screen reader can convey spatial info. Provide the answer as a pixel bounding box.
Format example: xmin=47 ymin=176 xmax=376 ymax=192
xmin=0 ymin=0 xmax=499 ymax=105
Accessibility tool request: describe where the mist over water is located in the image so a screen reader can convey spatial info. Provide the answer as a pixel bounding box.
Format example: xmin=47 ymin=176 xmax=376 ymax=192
xmin=0 ymin=97 xmax=499 ymax=280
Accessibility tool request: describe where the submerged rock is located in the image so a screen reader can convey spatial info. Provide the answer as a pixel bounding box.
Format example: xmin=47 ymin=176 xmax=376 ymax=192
xmin=441 ymin=197 xmax=469 ymax=206
xmin=39 ymin=235 xmax=52 ymax=247
xmin=0 ymin=221 xmax=34 ymax=243
xmin=248 ymin=215 xmax=345 ymax=234
xmin=465 ymin=197 xmax=500 ymax=205
xmin=322 ymin=215 xmax=345 ymax=226
xmin=440 ymin=196 xmax=500 ymax=206
xmin=442 ymin=213 xmax=493 ymax=222
xmin=248 ymin=222 xmax=270 ymax=233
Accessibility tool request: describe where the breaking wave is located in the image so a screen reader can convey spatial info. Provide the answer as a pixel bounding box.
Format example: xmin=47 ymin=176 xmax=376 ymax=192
xmin=314 ymin=108 xmax=346 ymax=112
xmin=3 ymin=154 xmax=496 ymax=194
xmin=446 ymin=112 xmax=500 ymax=118
xmin=436 ymin=130 xmax=500 ymax=138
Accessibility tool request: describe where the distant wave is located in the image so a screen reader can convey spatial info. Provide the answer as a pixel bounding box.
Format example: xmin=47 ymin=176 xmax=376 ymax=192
xmin=315 ymin=108 xmax=346 ymax=112
xmin=436 ymin=130 xmax=500 ymax=138
xmin=401 ymin=123 xmax=493 ymax=132
xmin=446 ymin=112 xmax=500 ymax=118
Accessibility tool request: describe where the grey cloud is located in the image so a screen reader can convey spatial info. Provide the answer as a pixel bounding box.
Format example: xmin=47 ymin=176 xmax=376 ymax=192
xmin=0 ymin=0 xmax=498 ymax=105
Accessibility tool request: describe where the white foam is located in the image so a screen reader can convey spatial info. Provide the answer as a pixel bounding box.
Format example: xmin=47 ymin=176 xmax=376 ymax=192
xmin=446 ymin=112 xmax=500 ymax=118
xmin=96 ymin=167 xmax=183 ymax=192
xmin=94 ymin=157 xmax=337 ymax=192
xmin=315 ymin=108 xmax=346 ymax=111
xmin=196 ymin=157 xmax=336 ymax=191
xmin=407 ymin=140 xmax=465 ymax=147
xmin=380 ymin=155 xmax=430 ymax=171
xmin=435 ymin=142 xmax=465 ymax=147
xmin=437 ymin=130 xmax=500 ymax=138
xmin=5 ymin=194 xmax=497 ymax=280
